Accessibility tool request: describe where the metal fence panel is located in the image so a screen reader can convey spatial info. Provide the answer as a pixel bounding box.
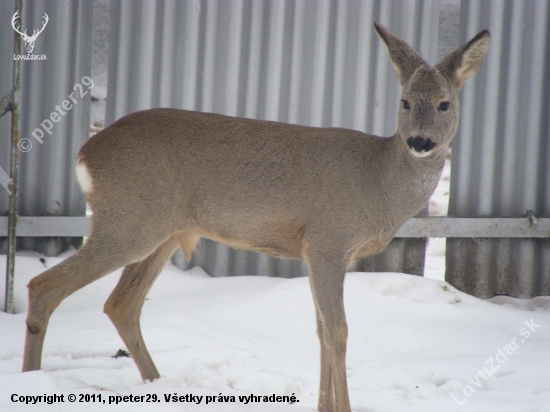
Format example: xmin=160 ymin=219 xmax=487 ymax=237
xmin=106 ymin=0 xmax=440 ymax=277
xmin=446 ymin=0 xmax=550 ymax=297
xmin=0 ymin=0 xmax=92 ymax=257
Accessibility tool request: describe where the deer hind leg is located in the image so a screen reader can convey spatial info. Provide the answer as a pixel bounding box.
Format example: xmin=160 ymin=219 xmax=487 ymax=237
xmin=22 ymin=228 xmax=167 ymax=373
xmin=307 ymin=252 xmax=351 ymax=412
xmin=103 ymin=235 xmax=180 ymax=381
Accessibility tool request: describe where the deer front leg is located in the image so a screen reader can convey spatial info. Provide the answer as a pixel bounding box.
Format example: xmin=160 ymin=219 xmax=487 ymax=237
xmin=315 ymin=305 xmax=335 ymax=410
xmin=308 ymin=254 xmax=350 ymax=412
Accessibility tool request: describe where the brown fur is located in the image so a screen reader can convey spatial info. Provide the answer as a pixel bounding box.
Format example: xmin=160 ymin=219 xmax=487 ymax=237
xmin=22 ymin=23 xmax=489 ymax=412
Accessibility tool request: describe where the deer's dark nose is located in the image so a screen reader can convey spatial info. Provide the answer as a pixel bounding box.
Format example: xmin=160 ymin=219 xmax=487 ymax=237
xmin=407 ymin=136 xmax=436 ymax=153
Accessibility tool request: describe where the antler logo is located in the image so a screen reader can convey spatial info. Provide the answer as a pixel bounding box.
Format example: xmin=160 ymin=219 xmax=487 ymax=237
xmin=11 ymin=11 xmax=49 ymax=54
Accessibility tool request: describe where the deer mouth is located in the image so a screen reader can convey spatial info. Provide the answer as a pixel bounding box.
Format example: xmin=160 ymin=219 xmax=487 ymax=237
xmin=407 ymin=136 xmax=436 ymax=157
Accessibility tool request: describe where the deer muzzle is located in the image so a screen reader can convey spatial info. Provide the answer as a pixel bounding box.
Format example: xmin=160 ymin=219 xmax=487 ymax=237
xmin=407 ymin=136 xmax=436 ymax=156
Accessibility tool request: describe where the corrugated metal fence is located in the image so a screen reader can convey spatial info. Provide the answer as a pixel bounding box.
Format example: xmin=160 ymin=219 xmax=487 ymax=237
xmin=106 ymin=0 xmax=440 ymax=277
xmin=0 ymin=0 xmax=92 ymax=256
xmin=1 ymin=0 xmax=549 ymax=298
xmin=446 ymin=0 xmax=550 ymax=298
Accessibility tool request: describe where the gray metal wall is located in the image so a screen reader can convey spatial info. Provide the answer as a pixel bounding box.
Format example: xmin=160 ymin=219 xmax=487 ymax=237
xmin=0 ymin=0 xmax=92 ymax=256
xmin=2 ymin=0 xmax=548 ymax=296
xmin=446 ymin=0 xmax=550 ymax=297
xmin=106 ymin=0 xmax=440 ymax=277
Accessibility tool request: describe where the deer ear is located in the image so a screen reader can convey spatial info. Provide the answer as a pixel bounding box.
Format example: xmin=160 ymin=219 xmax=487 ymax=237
xmin=374 ymin=23 xmax=427 ymax=85
xmin=437 ymin=30 xmax=490 ymax=89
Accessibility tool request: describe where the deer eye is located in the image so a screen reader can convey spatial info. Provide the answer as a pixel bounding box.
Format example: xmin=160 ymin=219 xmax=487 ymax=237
xmin=402 ymin=100 xmax=411 ymax=110
xmin=438 ymin=101 xmax=450 ymax=111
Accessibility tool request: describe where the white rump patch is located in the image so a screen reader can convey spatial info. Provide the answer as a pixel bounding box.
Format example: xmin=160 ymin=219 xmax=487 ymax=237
xmin=76 ymin=162 xmax=93 ymax=194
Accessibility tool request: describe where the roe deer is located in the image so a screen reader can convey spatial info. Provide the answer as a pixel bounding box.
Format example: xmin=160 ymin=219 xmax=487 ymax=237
xmin=23 ymin=23 xmax=489 ymax=412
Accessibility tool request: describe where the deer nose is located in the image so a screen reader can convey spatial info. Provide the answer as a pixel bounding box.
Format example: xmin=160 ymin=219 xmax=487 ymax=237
xmin=407 ymin=136 xmax=436 ymax=153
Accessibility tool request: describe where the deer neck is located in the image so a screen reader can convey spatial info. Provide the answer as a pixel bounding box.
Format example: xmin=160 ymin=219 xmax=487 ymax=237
xmin=380 ymin=132 xmax=446 ymax=217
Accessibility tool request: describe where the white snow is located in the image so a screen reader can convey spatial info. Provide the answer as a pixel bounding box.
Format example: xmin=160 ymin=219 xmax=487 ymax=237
xmin=424 ymin=155 xmax=451 ymax=282
xmin=1 ymin=248 xmax=550 ymax=412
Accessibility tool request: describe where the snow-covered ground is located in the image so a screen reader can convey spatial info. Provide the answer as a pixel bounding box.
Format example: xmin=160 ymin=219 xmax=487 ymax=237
xmin=1 ymin=250 xmax=550 ymax=412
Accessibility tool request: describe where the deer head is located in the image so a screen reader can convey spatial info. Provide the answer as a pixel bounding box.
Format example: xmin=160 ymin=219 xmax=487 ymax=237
xmin=11 ymin=11 xmax=49 ymax=54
